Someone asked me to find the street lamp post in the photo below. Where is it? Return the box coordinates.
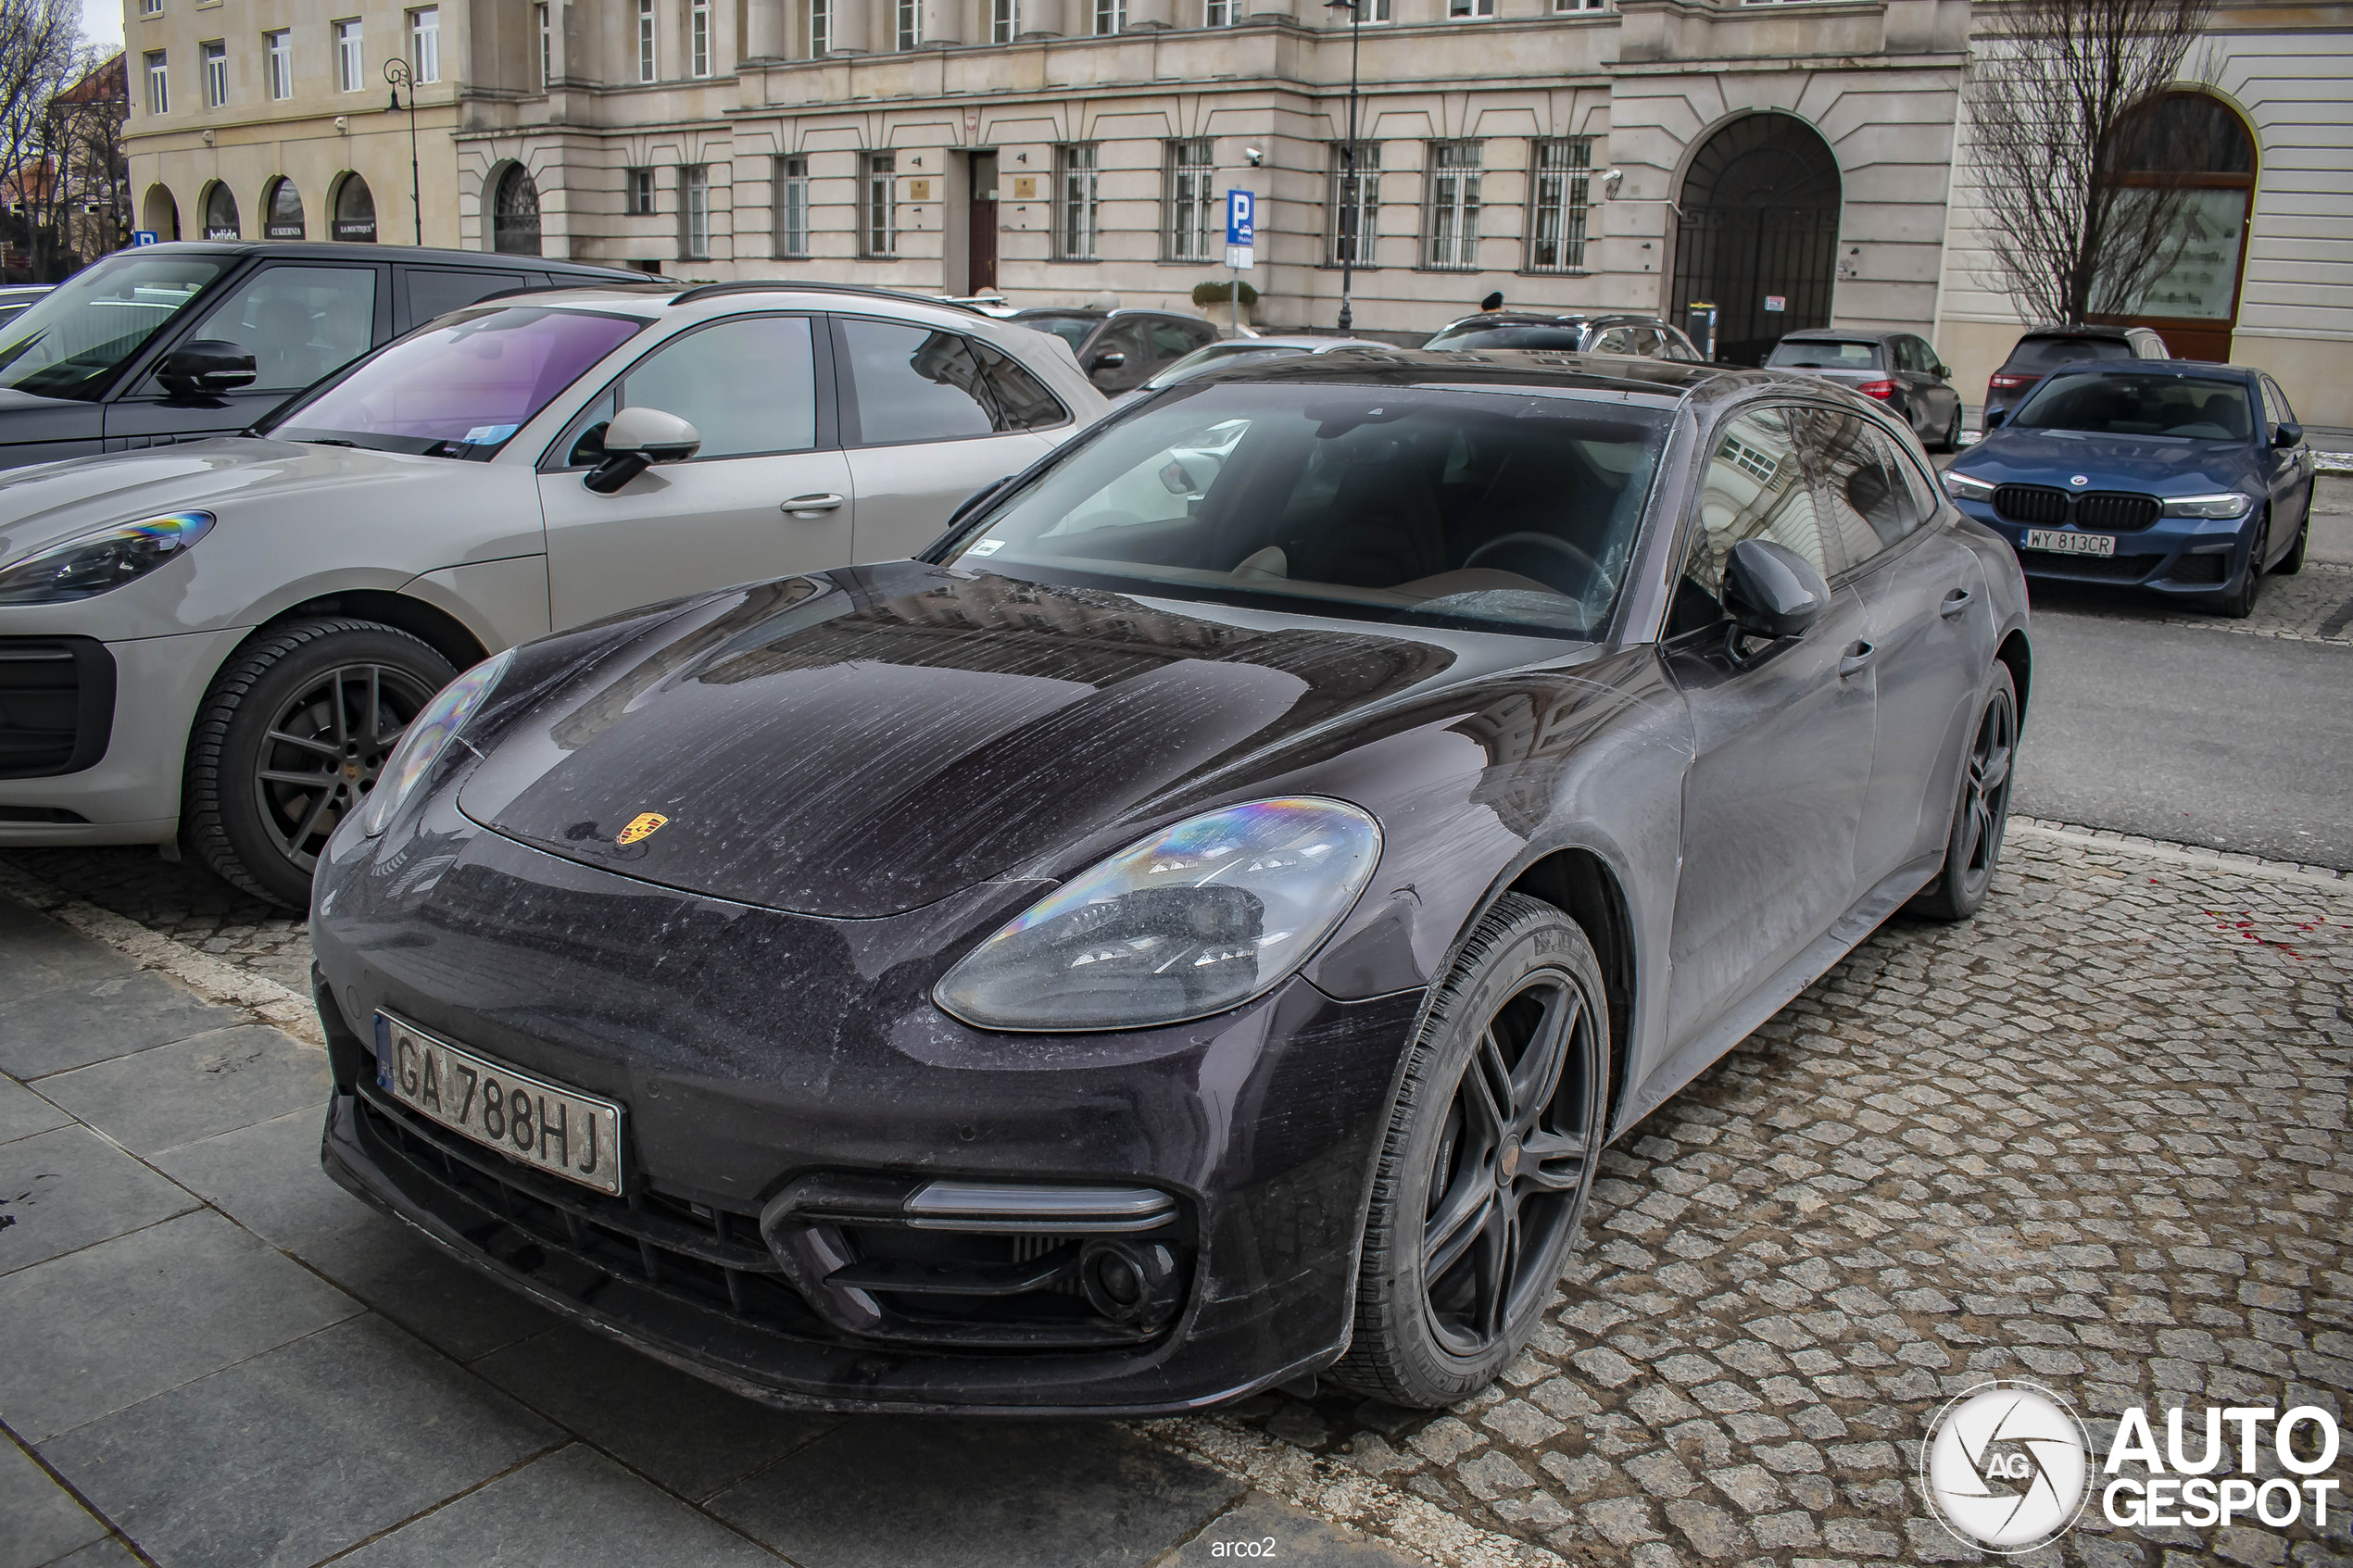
[1324,0,1365,332]
[384,57,422,245]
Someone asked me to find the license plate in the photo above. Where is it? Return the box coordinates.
[373,1014,623,1196]
[2023,528,2116,558]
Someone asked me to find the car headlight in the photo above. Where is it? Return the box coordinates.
[1941,470,1995,501]
[935,797,1382,1033]
[0,510,215,605]
[359,648,513,837]
[2161,493,2254,520]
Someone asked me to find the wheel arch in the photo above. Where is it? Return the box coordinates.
[259,591,491,675]
[1995,627,2032,729]
[1504,847,1639,1142]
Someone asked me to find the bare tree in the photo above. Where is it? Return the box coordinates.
[1962,0,2218,327]
[0,0,82,280]
[35,51,129,276]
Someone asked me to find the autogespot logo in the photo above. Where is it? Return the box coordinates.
[1923,1382,2094,1553]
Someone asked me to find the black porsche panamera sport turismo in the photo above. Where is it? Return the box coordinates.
[310,352,2031,1415]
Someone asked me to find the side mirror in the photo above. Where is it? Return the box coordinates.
[1982,406,2009,431]
[156,340,258,397]
[1722,538,1829,645]
[2274,420,2304,449]
[1933,363,1951,380]
[1089,351,1126,373]
[584,405,700,495]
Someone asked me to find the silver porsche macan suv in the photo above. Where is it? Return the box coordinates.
[0,281,1109,905]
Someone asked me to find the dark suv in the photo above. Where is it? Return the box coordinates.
[1422,311,1705,360]
[1982,324,2171,427]
[0,242,646,470]
[1010,307,1220,395]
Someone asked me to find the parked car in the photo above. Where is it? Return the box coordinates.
[1763,327,1966,451]
[1982,323,2171,428]
[309,350,2027,1416]
[1010,307,1222,395]
[1942,359,2312,618]
[0,284,49,331]
[0,281,1106,904]
[0,242,648,471]
[1109,334,1395,406]
[1423,311,1705,360]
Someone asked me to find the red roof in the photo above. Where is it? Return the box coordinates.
[55,54,127,107]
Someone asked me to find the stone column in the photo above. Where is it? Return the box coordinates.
[746,0,788,58]
[830,0,874,52]
[1124,0,1174,29]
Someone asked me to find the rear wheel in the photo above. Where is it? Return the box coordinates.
[1907,663,2018,922]
[185,620,455,909]
[1936,403,1964,453]
[1330,895,1610,1409]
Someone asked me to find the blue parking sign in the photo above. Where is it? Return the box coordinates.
[1225,190,1254,248]
[132,231,160,246]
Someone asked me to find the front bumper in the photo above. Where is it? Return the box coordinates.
[310,818,1424,1414]
[1955,498,2252,596]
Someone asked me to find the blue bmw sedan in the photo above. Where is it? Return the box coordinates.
[1940,360,2315,617]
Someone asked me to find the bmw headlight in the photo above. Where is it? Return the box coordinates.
[936,797,1382,1033]
[0,510,215,605]
[1941,470,1995,501]
[359,648,513,837]
[2161,492,2254,520]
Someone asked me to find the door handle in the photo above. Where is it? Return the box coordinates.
[780,493,845,517]
[1839,641,1876,679]
[1939,587,1973,618]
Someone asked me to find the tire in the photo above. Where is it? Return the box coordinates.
[184,619,456,909]
[2211,510,2267,620]
[2274,494,2309,575]
[1330,893,1611,1409]
[1906,662,2018,922]
[1936,404,1964,454]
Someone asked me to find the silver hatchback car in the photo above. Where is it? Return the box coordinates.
[0,281,1106,905]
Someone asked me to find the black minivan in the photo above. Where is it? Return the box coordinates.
[0,242,647,470]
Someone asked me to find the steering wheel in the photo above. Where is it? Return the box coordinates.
[1462,532,1601,595]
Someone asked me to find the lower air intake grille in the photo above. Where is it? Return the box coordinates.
[0,637,116,779]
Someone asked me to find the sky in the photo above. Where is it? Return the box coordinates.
[80,0,122,51]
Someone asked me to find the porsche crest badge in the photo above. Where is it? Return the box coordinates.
[616,812,669,847]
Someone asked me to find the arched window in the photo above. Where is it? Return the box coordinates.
[140,183,181,240]
[492,163,543,256]
[262,176,306,240]
[201,182,239,240]
[2093,91,2258,362]
[333,173,377,242]
[1668,111,1843,366]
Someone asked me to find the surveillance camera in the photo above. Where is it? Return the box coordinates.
[1245,147,1265,167]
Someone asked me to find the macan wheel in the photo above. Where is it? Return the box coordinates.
[1332,893,1611,1409]
[184,619,457,909]
[1907,662,2019,922]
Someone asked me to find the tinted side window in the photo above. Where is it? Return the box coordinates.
[1801,408,1927,570]
[621,314,817,459]
[838,317,1063,444]
[1090,319,1150,369]
[405,268,530,326]
[2261,376,2295,430]
[188,264,379,392]
[1148,320,1195,362]
[1671,406,1831,633]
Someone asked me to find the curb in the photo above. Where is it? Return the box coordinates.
[2007,818,2349,889]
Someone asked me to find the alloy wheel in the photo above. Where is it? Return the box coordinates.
[251,662,435,873]
[1957,681,2017,883]
[1420,971,1600,1357]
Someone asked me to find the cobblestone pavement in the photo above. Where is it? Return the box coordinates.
[2028,560,2353,646]
[0,845,310,993]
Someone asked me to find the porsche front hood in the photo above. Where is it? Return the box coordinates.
[457,560,1516,919]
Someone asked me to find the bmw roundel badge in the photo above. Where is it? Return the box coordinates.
[2069,474,2090,486]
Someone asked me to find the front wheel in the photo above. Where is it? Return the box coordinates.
[2274,494,2309,575]
[1906,663,2018,922]
[1330,894,1611,1409]
[2211,510,2269,620]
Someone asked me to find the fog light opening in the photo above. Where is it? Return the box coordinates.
[1079,1239,1180,1326]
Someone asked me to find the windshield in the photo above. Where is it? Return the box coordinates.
[263,305,649,458]
[1024,316,1095,350]
[2004,335,2134,375]
[1425,321,1588,352]
[2011,371,2254,442]
[0,254,230,402]
[1766,339,1881,370]
[945,383,1670,639]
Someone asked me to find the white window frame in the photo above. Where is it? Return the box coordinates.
[535,4,550,85]
[864,150,898,257]
[1553,0,1607,9]
[690,0,711,75]
[993,0,1020,43]
[625,167,656,215]
[1056,143,1100,261]
[637,0,657,82]
[265,30,292,99]
[808,0,829,56]
[200,40,227,108]
[1334,0,1390,19]
[142,0,163,14]
[1525,136,1593,273]
[680,165,711,257]
[1423,141,1481,270]
[1165,138,1214,263]
[1203,0,1236,24]
[897,0,920,49]
[409,7,440,82]
[775,154,810,257]
[333,19,364,92]
[1328,141,1379,267]
[1445,0,1496,17]
[1095,0,1126,32]
[145,50,170,115]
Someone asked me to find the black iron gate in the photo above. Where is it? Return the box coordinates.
[1668,113,1841,366]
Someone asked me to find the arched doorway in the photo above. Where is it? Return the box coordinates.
[2093,92,2256,363]
[332,173,377,242]
[1668,112,1842,366]
[491,164,542,256]
[140,184,180,240]
[200,182,239,240]
[262,176,306,239]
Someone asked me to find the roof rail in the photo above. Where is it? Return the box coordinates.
[667,280,988,315]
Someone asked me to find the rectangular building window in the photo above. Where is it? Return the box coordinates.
[1095,0,1125,31]
[863,150,898,257]
[536,4,550,84]
[1554,0,1607,9]
[1446,0,1495,16]
[637,0,656,82]
[333,19,363,91]
[1334,0,1391,19]
[691,0,711,75]
[265,30,292,98]
[1526,137,1592,272]
[409,7,439,82]
[1164,138,1214,262]
[1204,0,1236,23]
[1424,141,1481,270]
[1056,143,1099,260]
[680,166,711,257]
[142,0,162,14]
[1328,141,1379,267]
[774,155,810,257]
[145,50,169,114]
[993,0,1019,42]
[808,0,829,56]
[201,40,226,107]
[626,168,656,214]
[897,0,920,49]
